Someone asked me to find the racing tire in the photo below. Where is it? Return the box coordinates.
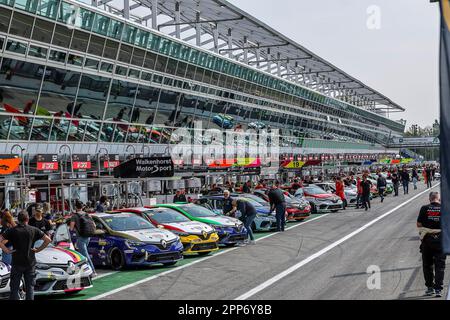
[331,210,339,213]
[310,203,317,214]
[162,261,177,266]
[109,248,126,271]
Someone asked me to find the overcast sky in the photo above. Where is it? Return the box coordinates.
[228,0,440,128]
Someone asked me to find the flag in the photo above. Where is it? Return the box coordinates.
[439,0,450,253]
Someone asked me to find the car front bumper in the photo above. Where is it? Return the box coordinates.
[34,263,93,295]
[180,234,220,254]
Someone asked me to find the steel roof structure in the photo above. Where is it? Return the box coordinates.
[86,0,405,114]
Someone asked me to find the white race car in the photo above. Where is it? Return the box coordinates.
[0,261,26,300]
[34,224,93,295]
[0,262,12,299]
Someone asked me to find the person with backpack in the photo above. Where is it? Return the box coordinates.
[69,201,97,277]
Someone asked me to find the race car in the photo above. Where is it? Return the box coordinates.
[154,204,247,246]
[198,195,278,232]
[295,185,343,213]
[0,262,13,299]
[212,114,234,129]
[253,190,311,221]
[34,224,93,295]
[314,182,358,207]
[85,212,184,270]
[248,121,266,130]
[35,246,93,295]
[116,207,219,255]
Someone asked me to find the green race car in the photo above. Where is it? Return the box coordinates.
[154,204,247,246]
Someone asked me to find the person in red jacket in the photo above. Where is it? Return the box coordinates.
[356,177,363,209]
[335,177,346,210]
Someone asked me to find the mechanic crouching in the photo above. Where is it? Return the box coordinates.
[232,199,257,245]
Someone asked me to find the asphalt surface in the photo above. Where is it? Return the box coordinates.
[93,182,447,300]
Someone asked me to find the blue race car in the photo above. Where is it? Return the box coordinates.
[198,195,278,232]
[212,114,234,129]
[86,212,184,270]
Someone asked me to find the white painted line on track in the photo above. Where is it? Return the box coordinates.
[88,214,329,300]
[93,271,118,280]
[235,184,440,300]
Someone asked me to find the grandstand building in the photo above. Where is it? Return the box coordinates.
[0,0,406,157]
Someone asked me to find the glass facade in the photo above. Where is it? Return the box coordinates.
[0,0,403,148]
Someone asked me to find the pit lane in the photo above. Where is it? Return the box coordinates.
[46,183,447,300]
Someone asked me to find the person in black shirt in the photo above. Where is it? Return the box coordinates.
[377,174,387,203]
[290,179,302,194]
[0,211,51,300]
[173,189,187,203]
[391,172,400,197]
[400,168,410,195]
[233,199,257,244]
[425,167,433,188]
[417,192,445,297]
[223,190,234,216]
[242,181,252,193]
[361,175,372,211]
[268,181,286,231]
[29,205,52,236]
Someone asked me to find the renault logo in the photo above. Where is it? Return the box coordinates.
[202,231,208,238]
[161,239,167,249]
[67,261,76,275]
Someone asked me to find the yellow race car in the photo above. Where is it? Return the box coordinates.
[117,207,219,255]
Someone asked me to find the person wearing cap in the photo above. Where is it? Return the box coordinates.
[29,204,53,236]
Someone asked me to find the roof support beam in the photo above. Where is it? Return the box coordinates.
[151,0,158,29]
[219,42,289,54]
[158,16,244,31]
[248,55,312,64]
[123,0,130,19]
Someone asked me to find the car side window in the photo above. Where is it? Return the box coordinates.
[94,219,106,230]
[214,199,224,210]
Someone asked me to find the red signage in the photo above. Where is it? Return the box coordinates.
[37,162,59,171]
[73,161,92,170]
[36,154,59,172]
[104,160,120,169]
[72,154,92,171]
[101,154,120,169]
